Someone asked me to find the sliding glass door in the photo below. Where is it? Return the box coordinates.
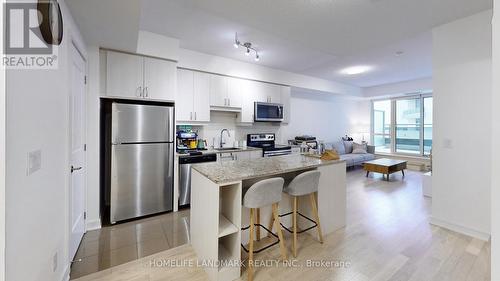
[395,98,421,154]
[371,94,433,156]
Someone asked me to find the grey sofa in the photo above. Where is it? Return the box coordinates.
[327,141,375,168]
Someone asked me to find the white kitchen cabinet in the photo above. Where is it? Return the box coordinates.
[193,72,210,122]
[238,79,258,123]
[280,86,291,124]
[255,82,281,103]
[176,69,194,121]
[209,75,242,108]
[176,69,210,122]
[143,57,176,101]
[106,51,144,98]
[105,50,176,101]
[209,75,228,107]
[227,77,242,108]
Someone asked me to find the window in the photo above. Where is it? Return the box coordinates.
[373,100,391,153]
[371,94,432,156]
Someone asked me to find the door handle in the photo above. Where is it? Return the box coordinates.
[71,166,82,173]
[194,112,197,120]
[137,86,142,97]
[190,112,193,120]
[144,86,149,98]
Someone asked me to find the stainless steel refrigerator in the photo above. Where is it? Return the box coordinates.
[110,102,174,224]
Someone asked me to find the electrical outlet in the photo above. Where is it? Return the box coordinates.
[27,149,42,175]
[52,252,57,272]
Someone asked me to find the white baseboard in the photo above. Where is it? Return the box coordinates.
[430,217,491,241]
[85,219,101,231]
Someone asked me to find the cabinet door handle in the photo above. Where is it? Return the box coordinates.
[71,166,82,173]
[195,112,197,120]
[144,87,149,98]
[190,112,193,120]
[137,86,142,97]
[224,98,227,106]
[228,98,230,106]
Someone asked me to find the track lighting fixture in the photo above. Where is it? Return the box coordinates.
[233,32,260,61]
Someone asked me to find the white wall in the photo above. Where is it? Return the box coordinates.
[491,0,500,279]
[5,1,86,280]
[362,77,432,98]
[431,10,492,240]
[280,88,369,143]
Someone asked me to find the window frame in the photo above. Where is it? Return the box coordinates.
[371,93,432,157]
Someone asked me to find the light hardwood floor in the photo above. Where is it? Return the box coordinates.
[74,168,490,281]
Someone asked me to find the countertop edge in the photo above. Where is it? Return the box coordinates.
[192,157,346,185]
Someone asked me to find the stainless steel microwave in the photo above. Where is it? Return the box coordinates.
[254,102,284,122]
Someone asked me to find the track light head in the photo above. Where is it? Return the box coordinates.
[245,48,250,56]
[255,54,260,61]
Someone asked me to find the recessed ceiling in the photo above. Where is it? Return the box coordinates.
[68,0,492,88]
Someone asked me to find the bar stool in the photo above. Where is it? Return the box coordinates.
[272,170,323,257]
[241,177,287,281]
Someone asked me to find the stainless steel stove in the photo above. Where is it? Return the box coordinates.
[247,133,292,157]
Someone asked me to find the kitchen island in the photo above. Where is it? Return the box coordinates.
[190,154,347,281]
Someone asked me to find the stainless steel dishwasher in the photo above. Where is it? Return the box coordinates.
[178,153,217,208]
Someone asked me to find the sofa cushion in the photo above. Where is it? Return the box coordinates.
[331,141,346,155]
[343,141,353,154]
[352,142,368,154]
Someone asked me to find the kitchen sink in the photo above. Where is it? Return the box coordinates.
[214,147,240,151]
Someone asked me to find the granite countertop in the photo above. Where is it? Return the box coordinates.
[192,154,345,184]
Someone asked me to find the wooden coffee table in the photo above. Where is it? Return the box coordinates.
[363,158,407,181]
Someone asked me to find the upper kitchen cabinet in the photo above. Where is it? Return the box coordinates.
[176,69,210,122]
[193,72,210,122]
[253,82,282,103]
[209,74,242,108]
[105,51,144,98]
[104,50,176,101]
[143,57,176,101]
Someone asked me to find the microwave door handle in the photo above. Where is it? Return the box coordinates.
[278,106,282,118]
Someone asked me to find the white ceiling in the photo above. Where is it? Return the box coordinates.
[68,0,492,88]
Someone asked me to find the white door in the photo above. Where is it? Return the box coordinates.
[69,43,87,261]
[144,57,176,101]
[176,69,194,121]
[193,72,211,122]
[209,74,228,107]
[106,51,144,98]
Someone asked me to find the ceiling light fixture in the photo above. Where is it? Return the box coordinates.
[340,65,373,75]
[234,32,260,61]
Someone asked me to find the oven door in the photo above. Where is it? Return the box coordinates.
[254,102,284,122]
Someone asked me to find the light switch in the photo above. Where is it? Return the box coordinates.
[27,149,41,175]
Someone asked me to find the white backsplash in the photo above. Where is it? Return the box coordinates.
[178,111,284,148]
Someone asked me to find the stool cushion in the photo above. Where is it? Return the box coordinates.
[284,170,321,196]
[243,177,284,209]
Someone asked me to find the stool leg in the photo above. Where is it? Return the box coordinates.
[309,193,323,243]
[272,203,288,260]
[293,196,298,258]
[256,208,261,241]
[267,210,274,238]
[248,208,255,281]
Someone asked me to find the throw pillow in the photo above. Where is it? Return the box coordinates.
[332,141,346,155]
[352,142,368,154]
[343,140,353,154]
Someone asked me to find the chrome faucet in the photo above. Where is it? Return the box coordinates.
[220,129,231,148]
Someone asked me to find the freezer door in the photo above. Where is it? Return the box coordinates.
[112,103,174,143]
[110,143,174,223]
